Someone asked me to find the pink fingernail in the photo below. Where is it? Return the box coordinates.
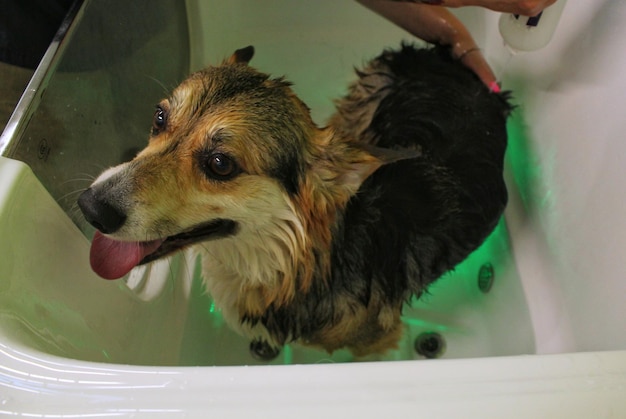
[489,81,501,93]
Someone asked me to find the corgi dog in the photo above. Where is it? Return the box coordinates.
[78,44,511,360]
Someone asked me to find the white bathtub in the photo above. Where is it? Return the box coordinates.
[1,0,625,417]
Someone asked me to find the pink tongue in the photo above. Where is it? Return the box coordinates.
[89,231,164,280]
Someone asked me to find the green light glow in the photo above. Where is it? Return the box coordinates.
[401,316,451,332]
[282,345,293,365]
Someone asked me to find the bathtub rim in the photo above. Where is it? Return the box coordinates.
[1,340,625,418]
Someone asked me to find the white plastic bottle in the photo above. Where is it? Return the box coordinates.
[498,0,568,52]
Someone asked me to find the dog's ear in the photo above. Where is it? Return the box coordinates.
[227,46,255,65]
[341,145,422,193]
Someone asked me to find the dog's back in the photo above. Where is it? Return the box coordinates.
[252,44,512,356]
[335,44,511,290]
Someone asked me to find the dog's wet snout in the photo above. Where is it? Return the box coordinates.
[77,188,127,234]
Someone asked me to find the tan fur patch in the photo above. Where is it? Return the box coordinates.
[304,296,404,356]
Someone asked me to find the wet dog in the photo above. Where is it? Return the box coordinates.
[78,44,511,359]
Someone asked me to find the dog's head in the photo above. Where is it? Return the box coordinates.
[78,46,415,281]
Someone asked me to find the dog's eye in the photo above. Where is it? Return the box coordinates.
[152,106,168,135]
[204,153,239,180]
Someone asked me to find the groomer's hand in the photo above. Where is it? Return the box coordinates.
[395,0,557,16]
[357,0,501,92]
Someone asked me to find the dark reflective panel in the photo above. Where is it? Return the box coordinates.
[1,0,189,236]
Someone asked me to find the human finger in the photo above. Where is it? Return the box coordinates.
[357,1,500,90]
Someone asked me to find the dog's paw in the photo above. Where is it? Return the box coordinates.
[249,339,281,362]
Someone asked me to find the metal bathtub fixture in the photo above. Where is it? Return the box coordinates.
[1,0,625,417]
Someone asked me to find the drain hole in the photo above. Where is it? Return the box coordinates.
[478,262,495,293]
[414,332,446,359]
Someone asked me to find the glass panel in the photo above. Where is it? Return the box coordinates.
[1,0,189,236]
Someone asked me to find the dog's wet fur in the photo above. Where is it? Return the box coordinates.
[78,44,511,358]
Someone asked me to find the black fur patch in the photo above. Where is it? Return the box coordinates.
[334,44,510,296]
[198,65,272,110]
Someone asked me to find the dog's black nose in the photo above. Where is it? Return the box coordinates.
[77,188,126,234]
